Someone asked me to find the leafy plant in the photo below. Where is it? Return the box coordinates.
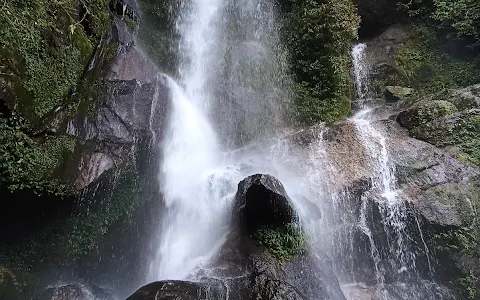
[460,270,478,299]
[281,0,360,125]
[254,223,307,262]
[0,111,76,195]
[395,26,480,93]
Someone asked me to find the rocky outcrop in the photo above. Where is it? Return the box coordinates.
[36,284,116,300]
[363,25,410,86]
[396,84,480,166]
[385,86,414,102]
[126,281,225,300]
[128,174,346,300]
[233,174,297,233]
[66,5,171,189]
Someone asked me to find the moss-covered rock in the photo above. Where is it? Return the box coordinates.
[385,85,414,102]
[397,100,458,129]
[411,109,480,165]
[281,0,360,125]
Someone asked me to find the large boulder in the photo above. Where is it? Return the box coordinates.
[126,281,226,300]
[233,174,297,233]
[385,86,414,102]
[36,284,116,300]
[397,100,458,129]
[396,84,480,166]
[67,15,171,189]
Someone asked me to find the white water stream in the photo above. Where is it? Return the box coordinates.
[147,0,293,282]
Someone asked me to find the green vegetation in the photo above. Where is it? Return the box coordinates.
[432,0,480,42]
[0,0,113,194]
[460,270,478,300]
[435,211,480,299]
[0,0,110,122]
[0,112,76,195]
[64,165,148,257]
[254,223,306,262]
[395,26,480,93]
[412,110,480,165]
[281,0,360,125]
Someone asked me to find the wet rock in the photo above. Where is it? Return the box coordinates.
[364,25,409,84]
[0,268,33,300]
[70,50,170,189]
[233,174,297,233]
[449,84,480,110]
[36,284,115,300]
[126,281,226,300]
[397,100,458,130]
[210,231,346,300]
[385,86,414,102]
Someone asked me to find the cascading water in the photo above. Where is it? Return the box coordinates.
[345,43,438,299]
[147,0,235,281]
[147,0,291,282]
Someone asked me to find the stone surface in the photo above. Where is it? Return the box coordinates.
[385,86,414,102]
[209,232,347,300]
[449,84,480,110]
[68,23,171,189]
[233,174,297,233]
[397,100,458,129]
[126,281,225,300]
[36,284,116,300]
[364,25,409,84]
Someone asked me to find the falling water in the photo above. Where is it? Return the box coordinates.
[147,0,291,282]
[348,43,436,299]
[147,0,234,281]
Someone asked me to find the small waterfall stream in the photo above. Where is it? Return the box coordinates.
[345,43,439,300]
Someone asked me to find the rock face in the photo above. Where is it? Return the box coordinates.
[396,84,480,166]
[233,174,297,233]
[126,281,225,300]
[36,284,116,300]
[66,6,171,189]
[385,86,414,102]
[363,25,409,86]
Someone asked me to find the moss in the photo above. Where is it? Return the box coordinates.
[460,271,478,300]
[0,0,108,122]
[435,222,480,299]
[254,223,306,262]
[398,100,458,129]
[412,110,480,165]
[0,112,76,195]
[395,26,480,94]
[281,0,359,125]
[137,0,180,74]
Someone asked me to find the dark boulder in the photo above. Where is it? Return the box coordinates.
[126,281,226,300]
[36,284,116,300]
[233,174,297,233]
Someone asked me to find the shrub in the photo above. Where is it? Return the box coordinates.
[282,0,360,124]
[254,223,307,262]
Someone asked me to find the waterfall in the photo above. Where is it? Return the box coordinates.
[147,0,290,282]
[147,0,233,280]
[347,43,437,299]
